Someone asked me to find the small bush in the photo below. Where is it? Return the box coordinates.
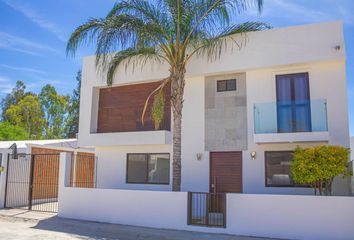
[291,145,350,195]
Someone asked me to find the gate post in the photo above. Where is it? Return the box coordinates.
[28,155,35,210]
[58,152,71,214]
[0,150,10,208]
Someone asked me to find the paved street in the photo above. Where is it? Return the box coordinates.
[0,209,278,240]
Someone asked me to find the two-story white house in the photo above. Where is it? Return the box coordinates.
[77,21,350,196]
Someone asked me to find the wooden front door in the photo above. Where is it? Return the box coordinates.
[210,151,243,193]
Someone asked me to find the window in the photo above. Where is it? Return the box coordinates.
[217,79,236,92]
[276,72,311,133]
[127,153,170,184]
[265,151,305,187]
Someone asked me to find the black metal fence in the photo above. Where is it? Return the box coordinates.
[187,192,226,228]
[5,154,60,213]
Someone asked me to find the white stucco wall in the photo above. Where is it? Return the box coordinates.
[78,21,346,148]
[95,145,171,191]
[77,21,350,194]
[88,60,349,194]
[59,187,354,239]
[226,194,354,240]
[92,76,209,192]
[243,61,350,195]
[58,154,354,240]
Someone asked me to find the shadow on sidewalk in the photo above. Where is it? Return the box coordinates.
[32,216,272,240]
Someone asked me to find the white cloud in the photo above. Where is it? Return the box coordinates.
[266,0,330,22]
[244,0,354,26]
[0,75,10,82]
[4,47,41,56]
[0,64,46,74]
[0,32,61,55]
[0,83,13,94]
[2,0,67,41]
[0,76,13,94]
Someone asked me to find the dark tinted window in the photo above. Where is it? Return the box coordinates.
[217,79,236,92]
[265,151,304,187]
[127,153,170,184]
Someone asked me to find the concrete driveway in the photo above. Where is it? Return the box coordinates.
[0,209,279,240]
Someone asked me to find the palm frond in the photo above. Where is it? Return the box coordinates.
[94,14,161,68]
[106,47,161,86]
[66,18,105,57]
[184,0,264,44]
[141,78,170,125]
[107,0,172,38]
[188,21,270,61]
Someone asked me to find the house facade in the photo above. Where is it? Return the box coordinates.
[77,21,350,195]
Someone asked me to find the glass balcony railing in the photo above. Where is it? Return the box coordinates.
[254,99,328,134]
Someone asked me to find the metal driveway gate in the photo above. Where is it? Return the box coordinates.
[187,192,226,228]
[4,153,60,213]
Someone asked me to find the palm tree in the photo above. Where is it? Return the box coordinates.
[67,0,269,191]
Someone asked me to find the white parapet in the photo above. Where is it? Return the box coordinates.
[78,130,172,148]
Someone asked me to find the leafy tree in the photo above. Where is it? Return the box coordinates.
[5,95,45,139]
[0,122,28,140]
[39,84,70,139]
[64,70,82,138]
[67,0,268,191]
[1,80,26,121]
[291,145,350,196]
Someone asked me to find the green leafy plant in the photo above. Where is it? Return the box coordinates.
[291,145,350,195]
[5,95,45,139]
[151,90,165,130]
[0,122,28,140]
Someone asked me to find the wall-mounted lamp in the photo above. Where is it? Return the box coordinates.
[335,45,341,51]
[250,151,257,160]
[196,153,203,161]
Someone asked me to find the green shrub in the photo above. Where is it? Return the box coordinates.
[291,145,350,195]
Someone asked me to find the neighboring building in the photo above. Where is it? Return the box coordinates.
[0,138,95,211]
[78,21,350,195]
[0,139,78,154]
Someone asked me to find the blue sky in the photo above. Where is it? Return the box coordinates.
[0,0,353,134]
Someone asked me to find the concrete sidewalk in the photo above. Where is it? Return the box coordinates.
[0,209,279,240]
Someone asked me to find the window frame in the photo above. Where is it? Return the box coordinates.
[217,79,237,92]
[275,72,312,133]
[265,151,309,188]
[126,153,170,185]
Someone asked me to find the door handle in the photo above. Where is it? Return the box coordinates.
[212,176,217,193]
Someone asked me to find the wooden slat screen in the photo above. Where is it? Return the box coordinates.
[97,81,171,133]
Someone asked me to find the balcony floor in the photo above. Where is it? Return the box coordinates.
[253,131,329,144]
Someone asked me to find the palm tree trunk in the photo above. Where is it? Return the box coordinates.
[171,68,186,192]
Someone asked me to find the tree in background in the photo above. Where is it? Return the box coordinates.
[1,80,27,121]
[0,122,28,140]
[5,95,45,139]
[64,70,81,138]
[39,84,70,139]
[291,145,350,196]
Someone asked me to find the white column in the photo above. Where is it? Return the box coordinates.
[72,153,77,187]
[58,152,71,213]
[0,150,11,208]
